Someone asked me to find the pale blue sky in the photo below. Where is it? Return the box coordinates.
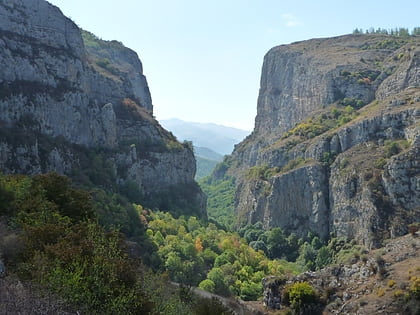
[47,0,420,130]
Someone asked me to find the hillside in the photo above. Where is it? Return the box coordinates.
[194,146,223,179]
[251,230,420,314]
[216,33,420,248]
[0,0,205,218]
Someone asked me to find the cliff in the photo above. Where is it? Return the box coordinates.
[225,34,420,247]
[0,0,206,217]
[262,232,420,314]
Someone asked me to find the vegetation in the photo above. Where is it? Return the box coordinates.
[95,57,120,75]
[384,139,410,158]
[145,211,302,300]
[408,222,420,236]
[237,222,367,271]
[2,172,365,310]
[0,173,151,313]
[284,282,319,314]
[244,158,311,182]
[352,27,420,37]
[195,156,219,180]
[0,173,233,314]
[198,176,236,230]
[283,105,359,141]
[339,69,380,85]
[246,164,279,180]
[82,30,125,51]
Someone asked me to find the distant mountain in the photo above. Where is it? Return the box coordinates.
[195,156,219,180]
[193,147,224,180]
[160,119,250,155]
[194,146,223,161]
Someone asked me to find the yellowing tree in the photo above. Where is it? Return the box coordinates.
[195,237,204,252]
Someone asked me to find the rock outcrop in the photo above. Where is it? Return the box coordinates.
[0,0,206,217]
[262,232,420,314]
[225,34,420,247]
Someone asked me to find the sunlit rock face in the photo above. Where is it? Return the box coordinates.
[227,34,420,246]
[0,0,206,217]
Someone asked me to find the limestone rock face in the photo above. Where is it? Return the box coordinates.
[236,163,330,239]
[227,34,420,246]
[0,0,206,217]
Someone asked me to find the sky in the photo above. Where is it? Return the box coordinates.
[47,0,420,131]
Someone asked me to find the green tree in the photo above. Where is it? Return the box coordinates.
[315,246,332,270]
[266,228,288,259]
[286,233,301,261]
[297,242,317,270]
[199,279,215,293]
[207,268,230,296]
[413,27,420,36]
[239,281,262,301]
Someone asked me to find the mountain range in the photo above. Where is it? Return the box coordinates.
[160,118,250,156]
[161,118,250,178]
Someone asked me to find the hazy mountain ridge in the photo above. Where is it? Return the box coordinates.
[161,118,250,155]
[194,147,223,180]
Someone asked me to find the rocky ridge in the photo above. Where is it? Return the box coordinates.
[261,232,420,314]
[0,0,206,216]
[224,34,420,247]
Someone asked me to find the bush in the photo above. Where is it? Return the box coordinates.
[385,141,401,157]
[408,223,420,236]
[377,288,385,297]
[240,281,262,301]
[284,282,318,313]
[410,276,420,299]
[338,98,365,109]
[198,279,215,293]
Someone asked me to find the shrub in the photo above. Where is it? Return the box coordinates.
[375,254,385,267]
[239,281,262,301]
[198,279,215,293]
[338,98,365,109]
[246,165,277,180]
[410,276,420,299]
[394,289,404,298]
[374,158,387,169]
[359,299,368,306]
[377,288,385,297]
[408,223,420,236]
[284,282,318,313]
[385,141,401,157]
[388,280,396,288]
[361,254,369,263]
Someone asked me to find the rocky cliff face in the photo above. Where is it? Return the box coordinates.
[0,0,206,217]
[262,232,420,314]
[227,34,420,247]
